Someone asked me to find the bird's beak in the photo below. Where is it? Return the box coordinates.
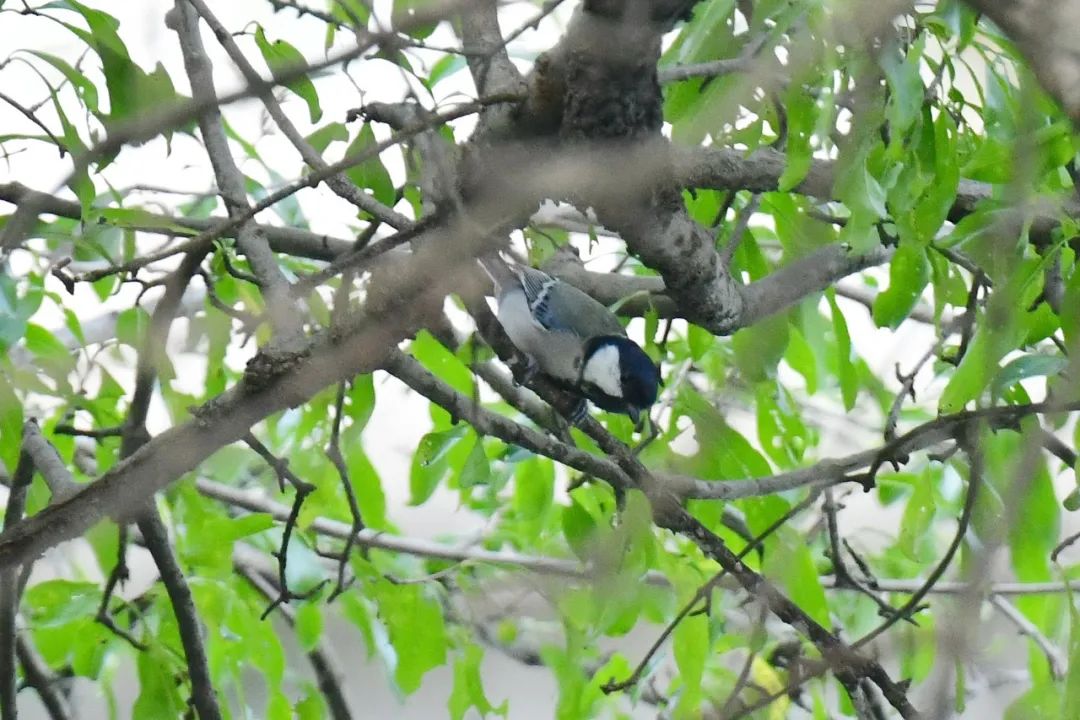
[627,406,641,426]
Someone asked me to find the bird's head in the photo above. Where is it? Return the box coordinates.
[578,336,661,424]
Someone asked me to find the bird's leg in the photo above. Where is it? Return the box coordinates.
[633,415,659,455]
[565,398,589,426]
[511,355,539,387]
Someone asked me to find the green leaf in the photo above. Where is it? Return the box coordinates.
[562,494,603,562]
[898,470,936,562]
[305,122,348,154]
[133,647,185,718]
[25,50,100,113]
[514,456,554,525]
[345,443,388,530]
[0,374,22,473]
[25,580,100,627]
[57,1,139,121]
[777,88,817,191]
[1063,580,1080,716]
[344,124,396,209]
[732,313,788,383]
[991,354,1067,399]
[23,323,76,375]
[294,602,323,652]
[456,437,490,488]
[827,292,857,410]
[785,324,818,394]
[410,425,467,505]
[686,323,713,361]
[375,581,448,694]
[409,330,474,396]
[95,207,192,234]
[115,306,149,347]
[872,242,930,328]
[672,612,708,716]
[429,54,468,86]
[295,687,327,720]
[882,35,925,140]
[449,645,506,720]
[254,26,322,123]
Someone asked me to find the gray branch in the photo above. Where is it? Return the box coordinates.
[185,0,411,230]
[170,0,304,345]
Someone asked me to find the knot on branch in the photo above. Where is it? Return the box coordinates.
[242,347,310,391]
[561,54,663,141]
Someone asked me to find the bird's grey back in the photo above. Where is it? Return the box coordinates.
[517,267,625,339]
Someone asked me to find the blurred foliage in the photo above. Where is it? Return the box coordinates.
[1,0,1080,718]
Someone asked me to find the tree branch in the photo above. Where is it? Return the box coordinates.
[185,0,411,230]
[0,182,354,262]
[170,0,303,345]
[137,512,222,720]
[0,446,33,720]
[13,636,70,720]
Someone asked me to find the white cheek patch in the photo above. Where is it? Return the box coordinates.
[581,345,623,398]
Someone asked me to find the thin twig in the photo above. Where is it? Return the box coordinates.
[52,424,123,439]
[0,90,68,154]
[855,422,984,650]
[14,635,71,720]
[884,341,940,441]
[718,193,760,265]
[823,489,911,624]
[236,559,353,720]
[326,383,366,602]
[989,595,1065,680]
[242,433,319,617]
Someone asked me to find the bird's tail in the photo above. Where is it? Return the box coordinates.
[476,253,515,292]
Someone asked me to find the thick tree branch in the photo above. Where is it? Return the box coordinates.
[738,244,892,327]
[676,146,1080,249]
[18,423,78,501]
[0,155,566,570]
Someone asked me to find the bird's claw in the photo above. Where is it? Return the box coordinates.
[566,399,588,426]
[512,356,539,387]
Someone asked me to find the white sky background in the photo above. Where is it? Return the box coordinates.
[2,1,1072,717]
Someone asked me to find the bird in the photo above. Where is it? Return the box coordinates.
[479,255,661,425]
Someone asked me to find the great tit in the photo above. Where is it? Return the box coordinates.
[480,256,661,424]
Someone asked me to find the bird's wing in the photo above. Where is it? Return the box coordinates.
[511,266,550,302]
[517,267,625,338]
